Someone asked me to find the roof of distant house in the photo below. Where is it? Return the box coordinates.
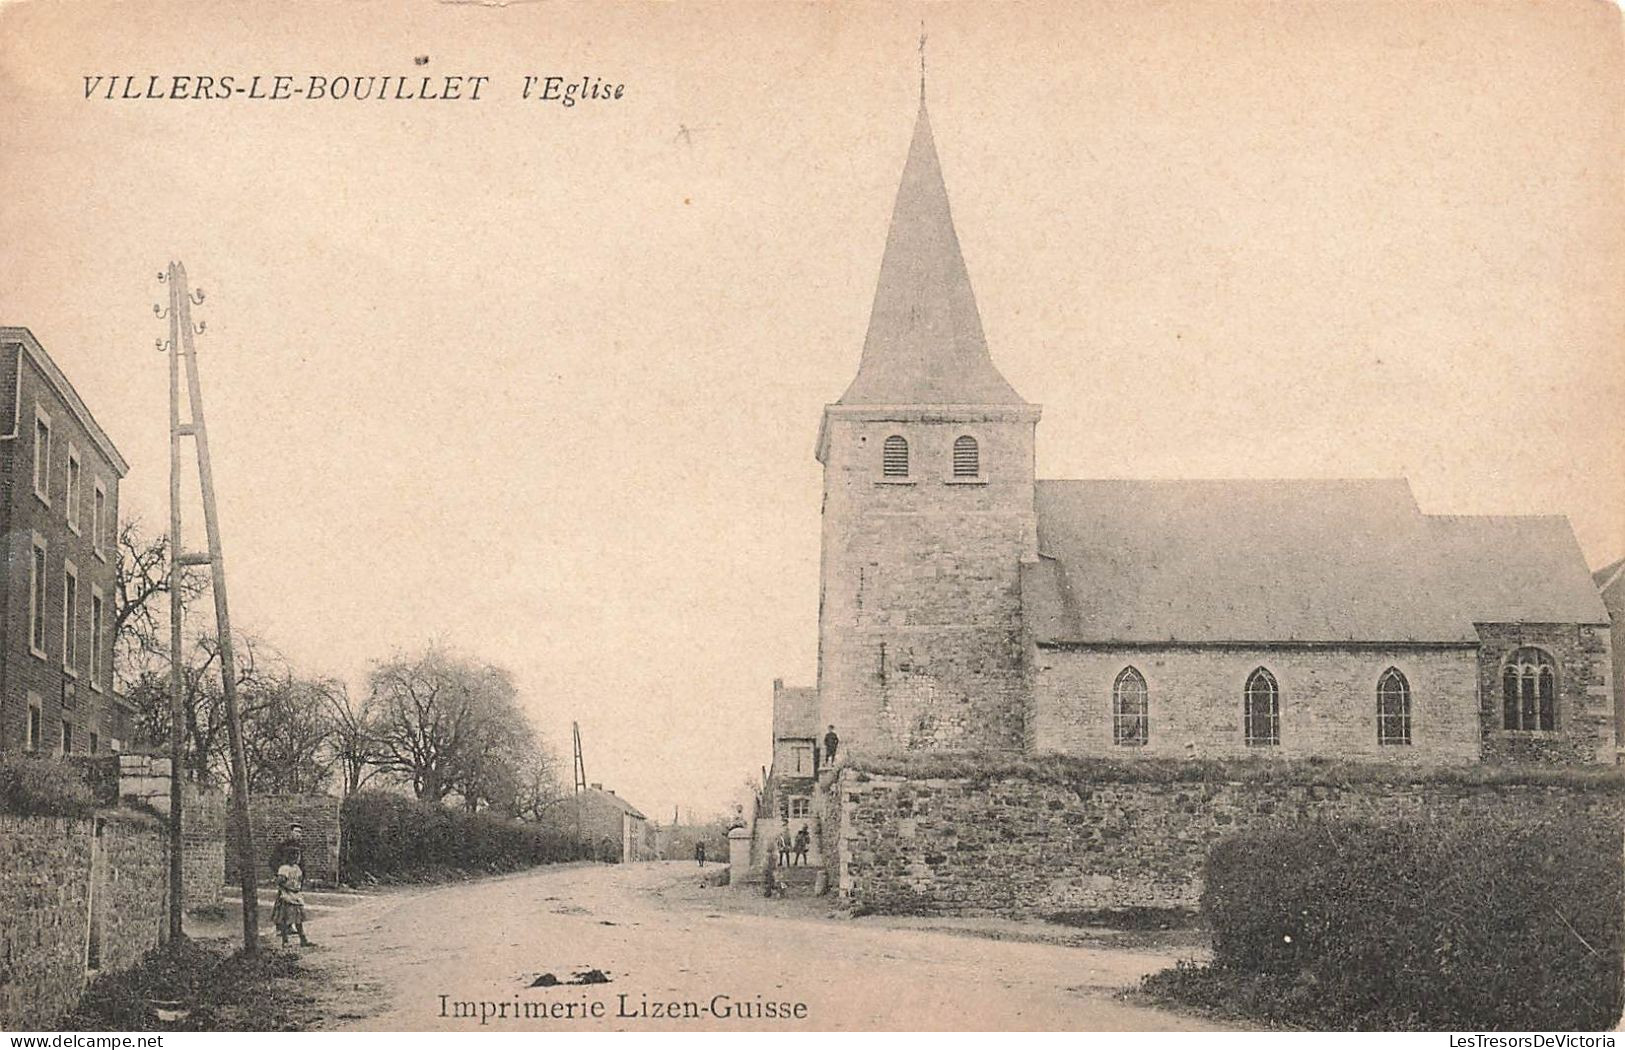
[772,683,818,740]
[1596,556,1625,596]
[1025,478,1608,645]
[580,786,645,821]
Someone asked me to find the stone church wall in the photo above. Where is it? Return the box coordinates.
[1030,644,1482,763]
[1476,623,1614,765]
[818,409,1038,755]
[830,768,1625,916]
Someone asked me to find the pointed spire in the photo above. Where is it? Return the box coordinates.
[838,96,1025,406]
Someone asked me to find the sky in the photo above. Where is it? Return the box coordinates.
[2,0,1622,820]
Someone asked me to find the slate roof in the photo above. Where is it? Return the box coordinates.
[579,786,645,821]
[1026,479,1608,645]
[1596,556,1625,595]
[838,102,1026,407]
[772,684,818,740]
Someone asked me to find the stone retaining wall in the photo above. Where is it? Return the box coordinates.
[0,811,169,1030]
[832,768,1625,916]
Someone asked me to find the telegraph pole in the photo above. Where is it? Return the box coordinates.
[164,270,184,943]
[160,262,259,953]
[572,721,587,847]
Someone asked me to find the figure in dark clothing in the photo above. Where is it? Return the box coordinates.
[793,826,810,867]
[823,725,839,765]
[695,841,706,867]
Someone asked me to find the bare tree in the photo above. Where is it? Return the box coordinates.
[242,673,339,794]
[372,646,503,802]
[122,631,278,784]
[324,682,383,797]
[112,518,206,693]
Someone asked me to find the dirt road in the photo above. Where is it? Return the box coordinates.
[305,861,1218,1032]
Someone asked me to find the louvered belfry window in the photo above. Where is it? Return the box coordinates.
[882,435,909,477]
[953,435,979,478]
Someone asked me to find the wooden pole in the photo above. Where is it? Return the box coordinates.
[165,264,185,944]
[172,262,259,953]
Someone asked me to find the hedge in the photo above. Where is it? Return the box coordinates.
[340,791,589,881]
[1146,813,1624,1030]
[0,754,95,817]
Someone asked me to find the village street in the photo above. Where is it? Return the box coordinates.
[298,861,1222,1032]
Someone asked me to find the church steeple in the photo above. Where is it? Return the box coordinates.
[838,98,1025,406]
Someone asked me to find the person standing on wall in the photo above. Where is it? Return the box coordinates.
[823,725,839,766]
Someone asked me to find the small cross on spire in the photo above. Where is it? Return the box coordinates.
[918,20,927,103]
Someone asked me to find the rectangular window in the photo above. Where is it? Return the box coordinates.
[61,719,72,756]
[791,743,815,775]
[27,695,42,751]
[788,797,811,819]
[66,445,82,532]
[90,588,105,691]
[33,406,52,503]
[29,534,48,657]
[93,481,108,557]
[63,562,79,674]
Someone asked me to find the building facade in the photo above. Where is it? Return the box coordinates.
[763,97,1613,801]
[0,327,130,757]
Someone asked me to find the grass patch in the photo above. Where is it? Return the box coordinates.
[843,750,1625,791]
[64,937,322,1032]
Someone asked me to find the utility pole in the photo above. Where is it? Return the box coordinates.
[160,261,259,953]
[571,721,587,847]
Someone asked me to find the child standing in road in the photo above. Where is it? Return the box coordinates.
[273,845,314,948]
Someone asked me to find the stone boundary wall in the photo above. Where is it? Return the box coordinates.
[832,769,1625,916]
[226,794,342,885]
[0,812,169,1031]
[85,753,226,909]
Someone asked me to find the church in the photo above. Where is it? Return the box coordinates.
[756,95,1614,877]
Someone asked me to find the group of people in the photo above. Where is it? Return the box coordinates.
[774,823,811,866]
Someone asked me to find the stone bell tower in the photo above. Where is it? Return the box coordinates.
[815,97,1041,756]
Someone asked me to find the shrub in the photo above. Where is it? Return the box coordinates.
[1168,813,1624,1030]
[340,791,588,881]
[0,754,95,817]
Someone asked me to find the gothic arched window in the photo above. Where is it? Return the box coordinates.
[1244,667,1280,746]
[1502,647,1557,731]
[882,435,909,478]
[952,435,980,478]
[1377,667,1412,746]
[1113,667,1148,746]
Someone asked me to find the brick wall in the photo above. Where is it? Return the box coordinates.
[0,811,169,1031]
[225,794,341,885]
[1477,623,1615,764]
[180,786,226,908]
[102,753,226,908]
[831,768,1625,917]
[0,338,122,757]
[817,407,1039,754]
[1031,644,1482,763]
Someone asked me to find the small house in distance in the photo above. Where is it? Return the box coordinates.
[576,783,649,862]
